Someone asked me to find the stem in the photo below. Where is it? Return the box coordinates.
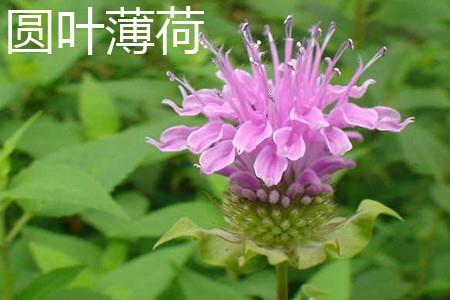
[0,245,13,300]
[5,212,32,245]
[276,262,288,300]
[0,201,13,300]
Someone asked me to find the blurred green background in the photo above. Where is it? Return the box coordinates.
[0,0,449,299]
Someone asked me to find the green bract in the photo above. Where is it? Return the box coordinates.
[154,199,401,272]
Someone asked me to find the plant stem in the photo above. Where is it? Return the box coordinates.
[0,202,13,300]
[0,245,13,300]
[276,262,288,300]
[5,212,32,245]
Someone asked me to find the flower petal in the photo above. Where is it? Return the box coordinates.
[162,99,201,116]
[374,106,414,132]
[273,126,306,160]
[324,79,376,106]
[199,140,235,174]
[233,121,272,154]
[254,144,288,186]
[188,122,235,154]
[328,103,378,129]
[146,125,197,152]
[321,127,352,156]
[230,171,261,190]
[311,157,356,177]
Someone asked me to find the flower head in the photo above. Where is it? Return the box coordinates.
[148,18,413,206]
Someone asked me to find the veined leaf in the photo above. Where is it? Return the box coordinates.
[0,162,127,218]
[42,118,200,192]
[79,73,121,139]
[398,125,449,180]
[96,243,194,300]
[176,267,251,300]
[0,112,41,189]
[16,266,84,300]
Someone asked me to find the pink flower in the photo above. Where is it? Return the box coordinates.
[147,17,413,204]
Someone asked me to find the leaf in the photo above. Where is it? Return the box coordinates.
[16,116,84,158]
[154,217,268,273]
[235,270,275,300]
[176,268,251,300]
[398,125,449,180]
[109,200,223,239]
[79,73,121,139]
[28,242,81,273]
[294,200,402,269]
[431,184,450,214]
[300,260,351,300]
[96,243,194,300]
[392,88,450,111]
[80,192,150,237]
[299,284,329,299]
[39,288,113,300]
[42,119,199,192]
[0,162,127,218]
[16,266,84,300]
[23,227,102,273]
[352,268,411,300]
[0,112,41,189]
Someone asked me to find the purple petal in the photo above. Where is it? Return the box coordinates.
[146,125,197,152]
[324,79,376,106]
[254,144,288,186]
[292,107,329,129]
[273,126,306,160]
[346,131,364,142]
[162,98,201,116]
[374,106,414,132]
[188,122,235,154]
[199,140,235,174]
[311,156,356,177]
[328,103,378,129]
[233,120,272,154]
[203,102,237,120]
[321,126,352,155]
[229,171,261,190]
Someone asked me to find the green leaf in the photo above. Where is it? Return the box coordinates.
[431,184,450,214]
[0,162,127,218]
[0,112,41,189]
[96,243,194,300]
[392,88,450,111]
[15,117,84,158]
[16,266,84,300]
[294,200,402,269]
[23,227,102,273]
[39,288,113,300]
[80,192,150,237]
[79,73,120,139]
[398,125,449,180]
[42,119,198,192]
[299,284,329,299]
[28,242,81,273]
[235,270,275,300]
[352,268,411,300]
[154,217,268,273]
[109,200,223,239]
[176,268,251,300]
[298,260,351,300]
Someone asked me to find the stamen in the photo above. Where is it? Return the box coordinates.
[364,46,387,71]
[333,67,341,76]
[284,15,293,38]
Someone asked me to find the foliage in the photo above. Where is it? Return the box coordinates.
[0,0,449,299]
